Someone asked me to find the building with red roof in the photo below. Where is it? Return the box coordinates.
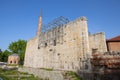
[106,35,120,52]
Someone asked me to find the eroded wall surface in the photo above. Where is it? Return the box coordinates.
[89,32,107,53]
[24,17,107,71]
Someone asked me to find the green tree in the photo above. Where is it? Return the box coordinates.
[8,39,27,65]
[0,49,2,61]
[2,50,11,62]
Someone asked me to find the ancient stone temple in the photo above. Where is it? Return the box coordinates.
[24,14,107,71]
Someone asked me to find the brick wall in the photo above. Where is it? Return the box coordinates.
[107,41,120,52]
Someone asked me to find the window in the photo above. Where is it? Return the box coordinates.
[85,63,88,69]
[38,46,40,49]
[57,53,60,56]
[54,40,56,46]
[49,49,53,51]
[45,43,47,47]
[92,48,98,53]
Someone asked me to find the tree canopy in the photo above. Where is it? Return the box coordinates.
[9,40,26,54]
[2,50,11,62]
[0,49,11,62]
[8,39,27,65]
[0,39,27,65]
[0,49,3,61]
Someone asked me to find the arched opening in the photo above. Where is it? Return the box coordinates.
[10,61,12,64]
[14,61,16,64]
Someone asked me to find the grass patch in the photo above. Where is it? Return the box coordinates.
[65,71,81,80]
[44,68,53,71]
[0,68,40,80]
[18,65,23,68]
[7,64,18,66]
[40,68,53,71]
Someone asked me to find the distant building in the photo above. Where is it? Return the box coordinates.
[106,35,120,52]
[8,54,20,64]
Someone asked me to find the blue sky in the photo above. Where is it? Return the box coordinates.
[0,0,120,51]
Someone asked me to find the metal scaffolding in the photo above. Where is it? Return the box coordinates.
[38,16,69,48]
[41,16,69,32]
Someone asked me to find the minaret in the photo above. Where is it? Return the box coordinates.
[37,11,42,36]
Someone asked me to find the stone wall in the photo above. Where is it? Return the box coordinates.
[24,16,107,72]
[18,67,64,80]
[24,37,39,67]
[89,32,107,53]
